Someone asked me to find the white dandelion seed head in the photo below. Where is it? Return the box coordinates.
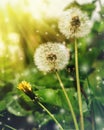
[58,7,92,38]
[34,42,69,73]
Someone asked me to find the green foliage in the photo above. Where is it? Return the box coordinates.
[64,1,96,16]
[0,1,104,129]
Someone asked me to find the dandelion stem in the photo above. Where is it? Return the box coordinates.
[98,0,103,19]
[74,38,84,130]
[38,102,64,130]
[4,124,16,130]
[56,71,79,130]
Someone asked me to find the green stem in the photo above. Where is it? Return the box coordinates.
[74,38,84,130]
[98,0,103,19]
[4,124,16,130]
[38,102,64,130]
[56,71,79,130]
[87,77,95,130]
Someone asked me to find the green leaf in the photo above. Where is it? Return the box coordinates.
[64,1,95,16]
[91,99,104,129]
[36,88,79,113]
[7,98,32,116]
[0,82,13,100]
[0,92,13,112]
[64,1,80,10]
[0,100,7,111]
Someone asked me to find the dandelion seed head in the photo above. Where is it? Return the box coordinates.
[58,7,92,38]
[34,42,69,73]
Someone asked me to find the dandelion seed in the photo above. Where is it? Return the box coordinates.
[17,112,20,115]
[89,48,92,52]
[60,109,65,114]
[45,32,48,35]
[95,117,102,124]
[13,95,18,100]
[54,124,60,130]
[69,76,74,81]
[96,76,101,81]
[7,117,11,121]
[27,115,34,123]
[34,42,69,73]
[80,64,89,73]
[62,120,65,123]
[102,81,104,84]
[20,56,23,60]
[58,7,92,38]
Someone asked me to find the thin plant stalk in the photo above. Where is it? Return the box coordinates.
[87,77,95,130]
[74,38,84,130]
[31,97,64,130]
[56,71,79,130]
[3,124,16,130]
[38,102,64,130]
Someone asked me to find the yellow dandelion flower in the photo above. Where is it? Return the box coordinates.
[18,81,32,93]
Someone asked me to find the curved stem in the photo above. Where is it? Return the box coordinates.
[75,38,84,130]
[4,124,16,130]
[56,71,79,130]
[38,102,64,130]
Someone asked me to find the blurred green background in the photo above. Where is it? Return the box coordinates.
[0,0,104,130]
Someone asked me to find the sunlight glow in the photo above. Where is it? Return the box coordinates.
[8,33,20,43]
[0,41,5,50]
[0,0,71,19]
[0,41,5,56]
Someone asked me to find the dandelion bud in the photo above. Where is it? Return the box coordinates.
[18,81,32,93]
[18,81,38,101]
